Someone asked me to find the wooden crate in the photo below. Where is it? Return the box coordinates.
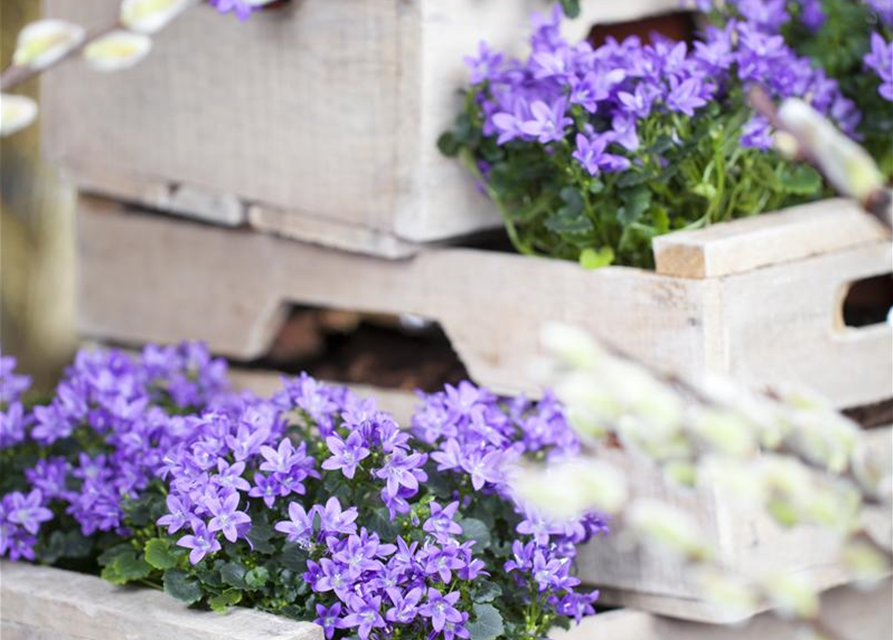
[41,0,677,257]
[2,559,891,638]
[75,195,891,410]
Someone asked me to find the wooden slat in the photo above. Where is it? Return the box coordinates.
[0,562,321,640]
[653,198,890,278]
[76,197,711,399]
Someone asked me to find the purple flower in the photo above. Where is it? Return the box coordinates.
[208,0,258,21]
[0,355,31,404]
[865,33,893,102]
[248,473,284,508]
[418,587,463,633]
[177,521,221,564]
[423,501,463,542]
[741,114,774,150]
[572,133,630,177]
[206,491,250,543]
[157,494,192,534]
[315,603,346,640]
[519,99,573,144]
[465,41,504,84]
[5,490,53,535]
[385,586,423,623]
[375,449,427,498]
[461,448,505,491]
[321,430,370,480]
[274,501,315,545]
[666,76,708,117]
[569,69,626,114]
[317,497,358,536]
[342,594,386,640]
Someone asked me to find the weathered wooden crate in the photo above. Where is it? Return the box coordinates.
[76,195,891,410]
[2,560,891,638]
[41,0,678,257]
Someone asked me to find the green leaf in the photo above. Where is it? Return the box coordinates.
[467,603,505,640]
[164,569,203,605]
[41,530,92,564]
[780,164,822,195]
[101,550,151,585]
[97,542,133,567]
[559,0,581,18]
[691,182,718,200]
[460,518,491,550]
[209,588,242,613]
[144,538,178,570]
[618,187,652,225]
[437,132,461,158]
[245,524,275,554]
[219,561,247,589]
[245,566,269,589]
[473,580,502,604]
[579,246,615,269]
[545,207,593,234]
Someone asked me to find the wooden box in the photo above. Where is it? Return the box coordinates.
[7,562,888,639]
[75,195,891,410]
[41,0,677,257]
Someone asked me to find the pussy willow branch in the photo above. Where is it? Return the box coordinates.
[748,85,892,230]
[0,24,117,92]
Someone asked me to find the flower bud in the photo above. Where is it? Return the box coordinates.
[688,407,756,457]
[13,20,85,70]
[627,499,712,562]
[510,458,627,518]
[841,540,890,587]
[83,31,152,72]
[695,567,759,622]
[0,94,38,137]
[778,98,884,204]
[121,0,194,34]
[760,571,819,619]
[540,322,604,371]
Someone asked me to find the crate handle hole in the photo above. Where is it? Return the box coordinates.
[840,274,893,329]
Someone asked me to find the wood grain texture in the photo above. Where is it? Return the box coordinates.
[76,195,892,408]
[0,562,321,640]
[653,198,890,278]
[76,196,710,399]
[42,0,677,254]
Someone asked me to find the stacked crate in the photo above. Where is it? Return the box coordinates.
[12,0,893,636]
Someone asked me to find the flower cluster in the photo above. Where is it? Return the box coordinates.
[441,3,854,267]
[698,0,893,174]
[208,0,277,21]
[0,346,604,639]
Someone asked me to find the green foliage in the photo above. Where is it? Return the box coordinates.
[467,603,505,640]
[444,92,827,268]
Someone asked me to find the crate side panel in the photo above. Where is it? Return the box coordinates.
[0,562,321,640]
[77,197,710,397]
[720,242,892,407]
[43,0,403,230]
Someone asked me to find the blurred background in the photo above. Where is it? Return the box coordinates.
[1,0,77,390]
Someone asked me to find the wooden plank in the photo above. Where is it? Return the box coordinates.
[1,620,90,640]
[716,242,892,408]
[653,198,890,278]
[76,196,710,399]
[42,0,678,253]
[0,562,321,640]
[555,580,893,640]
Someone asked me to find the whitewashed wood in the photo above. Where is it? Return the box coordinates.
[76,195,892,408]
[42,0,677,255]
[0,562,321,640]
[556,580,893,640]
[653,198,890,278]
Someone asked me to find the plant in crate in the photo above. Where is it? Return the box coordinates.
[441,2,892,268]
[0,344,603,639]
